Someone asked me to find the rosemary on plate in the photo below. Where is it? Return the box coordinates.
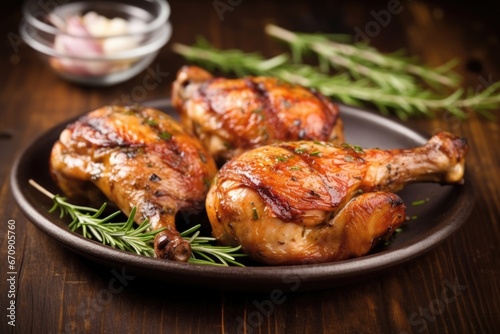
[172,24,499,120]
[29,179,246,266]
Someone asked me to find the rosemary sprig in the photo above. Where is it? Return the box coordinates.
[173,26,499,120]
[29,179,247,266]
[265,24,461,91]
[181,225,247,267]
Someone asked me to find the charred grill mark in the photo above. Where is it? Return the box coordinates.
[228,168,299,220]
[77,115,137,148]
[280,143,341,208]
[149,173,161,182]
[150,133,192,174]
[388,196,404,208]
[199,79,260,148]
[309,89,340,139]
[245,79,287,141]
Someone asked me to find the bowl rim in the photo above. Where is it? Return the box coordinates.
[21,0,170,38]
[20,20,172,60]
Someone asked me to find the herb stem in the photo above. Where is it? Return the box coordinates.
[265,24,460,89]
[30,179,247,266]
[173,26,499,120]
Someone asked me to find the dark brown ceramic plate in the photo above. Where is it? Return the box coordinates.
[10,99,474,292]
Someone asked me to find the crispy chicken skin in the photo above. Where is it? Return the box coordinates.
[50,105,218,261]
[206,131,468,265]
[172,66,344,163]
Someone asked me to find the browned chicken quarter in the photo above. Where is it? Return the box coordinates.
[206,131,468,265]
[50,105,218,261]
[172,66,344,163]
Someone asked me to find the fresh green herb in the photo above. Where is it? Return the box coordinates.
[411,198,430,206]
[275,155,288,162]
[30,179,162,257]
[29,179,246,266]
[265,24,460,92]
[342,143,365,154]
[309,151,322,157]
[353,145,364,154]
[159,131,172,140]
[144,118,158,126]
[251,202,259,221]
[180,225,247,267]
[289,166,302,171]
[173,25,499,120]
[294,147,306,154]
[384,226,404,246]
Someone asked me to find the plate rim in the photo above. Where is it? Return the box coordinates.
[9,99,475,291]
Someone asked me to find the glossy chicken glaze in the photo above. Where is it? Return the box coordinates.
[206,131,468,265]
[50,105,218,261]
[172,66,344,163]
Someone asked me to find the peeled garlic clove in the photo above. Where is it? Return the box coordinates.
[103,36,137,54]
[83,11,110,37]
[107,17,128,35]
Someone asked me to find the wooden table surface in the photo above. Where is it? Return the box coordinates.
[1,1,499,333]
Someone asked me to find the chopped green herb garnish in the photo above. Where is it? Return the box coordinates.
[294,147,306,154]
[342,143,364,154]
[353,145,364,154]
[144,118,158,126]
[159,131,172,140]
[289,166,302,171]
[309,151,322,157]
[411,198,429,206]
[384,226,404,246]
[252,208,259,220]
[275,155,288,162]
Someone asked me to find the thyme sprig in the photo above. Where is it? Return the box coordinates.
[172,25,499,120]
[29,179,247,266]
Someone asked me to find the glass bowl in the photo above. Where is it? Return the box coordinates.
[20,0,171,86]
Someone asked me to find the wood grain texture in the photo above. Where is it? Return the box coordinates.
[1,0,499,333]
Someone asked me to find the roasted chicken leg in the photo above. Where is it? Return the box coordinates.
[206,131,468,265]
[50,105,218,261]
[172,66,344,163]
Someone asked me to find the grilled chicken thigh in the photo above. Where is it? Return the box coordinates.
[172,66,344,163]
[50,105,218,261]
[206,131,468,265]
